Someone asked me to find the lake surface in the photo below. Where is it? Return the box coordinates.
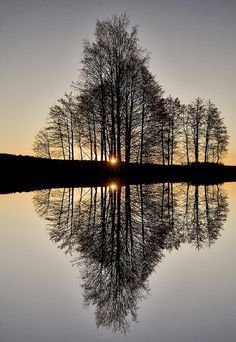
[0,182,236,342]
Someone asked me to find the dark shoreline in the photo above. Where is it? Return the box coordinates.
[1,153,236,194]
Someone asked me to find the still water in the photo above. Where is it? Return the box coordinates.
[0,182,236,342]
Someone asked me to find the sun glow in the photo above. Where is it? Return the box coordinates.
[109,157,118,165]
[109,182,118,191]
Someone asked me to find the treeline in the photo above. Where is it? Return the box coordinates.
[33,14,228,164]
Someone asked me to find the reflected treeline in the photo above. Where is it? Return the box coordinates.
[33,183,228,333]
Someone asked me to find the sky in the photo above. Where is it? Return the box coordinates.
[0,0,235,163]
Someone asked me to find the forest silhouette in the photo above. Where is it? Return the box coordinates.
[33,183,228,333]
[33,14,228,165]
[0,14,234,194]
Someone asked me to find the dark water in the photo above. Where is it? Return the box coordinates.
[0,182,236,341]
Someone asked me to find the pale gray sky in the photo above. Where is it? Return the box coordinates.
[0,0,235,162]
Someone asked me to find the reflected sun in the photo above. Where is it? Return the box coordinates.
[109,182,118,191]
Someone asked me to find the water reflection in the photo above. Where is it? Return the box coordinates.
[33,183,228,333]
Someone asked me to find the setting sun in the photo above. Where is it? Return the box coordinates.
[109,157,118,165]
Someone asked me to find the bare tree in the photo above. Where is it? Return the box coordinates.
[188,97,206,163]
[75,13,163,163]
[214,117,229,163]
[163,96,181,165]
[45,93,80,160]
[33,128,51,159]
[180,104,191,165]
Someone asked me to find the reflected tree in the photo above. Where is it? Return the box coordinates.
[33,182,228,333]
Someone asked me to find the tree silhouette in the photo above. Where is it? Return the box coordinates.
[75,14,163,162]
[33,14,229,164]
[33,128,51,159]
